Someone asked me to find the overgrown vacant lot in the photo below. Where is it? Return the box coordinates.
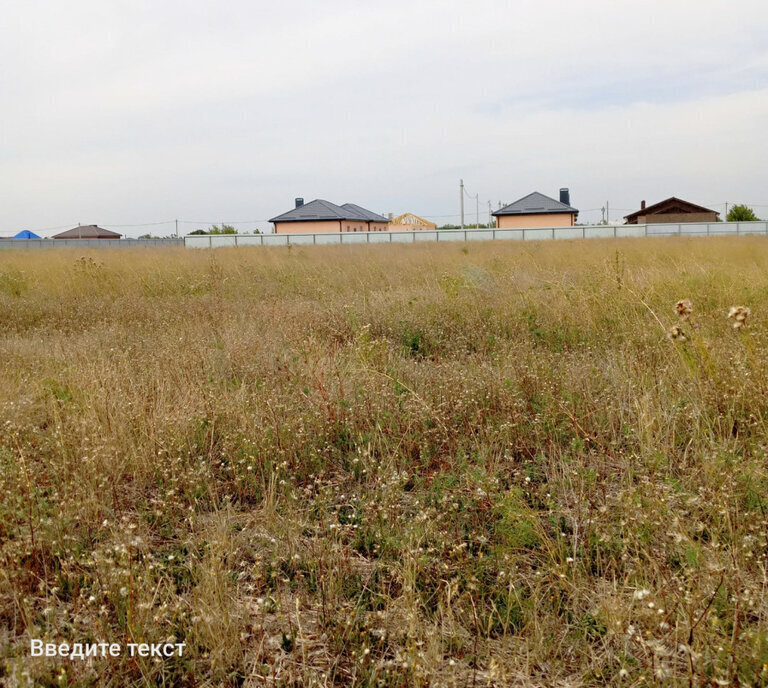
[1,238,768,687]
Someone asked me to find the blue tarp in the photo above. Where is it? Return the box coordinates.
[13,230,41,239]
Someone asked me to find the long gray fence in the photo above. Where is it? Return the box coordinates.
[0,238,183,250]
[184,221,768,248]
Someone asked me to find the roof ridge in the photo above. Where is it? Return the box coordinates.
[624,197,718,219]
[493,191,577,216]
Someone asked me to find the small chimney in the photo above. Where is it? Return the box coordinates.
[388,212,393,221]
[559,188,570,206]
[641,200,646,210]
[295,198,304,208]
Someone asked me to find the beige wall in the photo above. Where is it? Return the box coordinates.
[274,220,390,233]
[341,220,367,233]
[496,213,575,229]
[634,212,718,225]
[274,220,341,234]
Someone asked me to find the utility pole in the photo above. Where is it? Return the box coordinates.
[725,202,728,219]
[476,194,479,229]
[488,200,492,228]
[175,219,178,237]
[460,180,465,229]
[606,201,610,224]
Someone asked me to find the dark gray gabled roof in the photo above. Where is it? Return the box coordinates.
[492,192,577,216]
[340,203,387,223]
[270,199,388,223]
[269,199,351,223]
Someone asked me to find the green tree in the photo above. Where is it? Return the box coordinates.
[208,224,237,234]
[187,229,208,235]
[727,204,759,222]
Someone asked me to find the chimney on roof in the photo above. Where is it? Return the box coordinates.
[641,200,646,210]
[295,198,304,208]
[559,188,570,206]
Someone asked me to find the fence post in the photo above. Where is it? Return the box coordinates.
[736,223,740,235]
[492,229,496,240]
[552,228,555,240]
[613,226,617,238]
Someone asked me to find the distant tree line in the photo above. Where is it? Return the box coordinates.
[187,224,260,236]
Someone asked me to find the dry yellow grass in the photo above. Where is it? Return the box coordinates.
[1,237,767,686]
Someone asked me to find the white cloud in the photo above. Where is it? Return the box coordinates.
[2,0,767,234]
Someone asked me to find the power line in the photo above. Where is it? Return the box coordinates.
[102,221,176,227]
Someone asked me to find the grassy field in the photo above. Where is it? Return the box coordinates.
[1,237,767,687]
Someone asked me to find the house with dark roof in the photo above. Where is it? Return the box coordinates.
[269,199,389,234]
[624,198,719,224]
[53,224,122,239]
[492,189,578,229]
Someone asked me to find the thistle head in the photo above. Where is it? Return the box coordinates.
[727,306,751,329]
[668,325,687,342]
[675,299,693,320]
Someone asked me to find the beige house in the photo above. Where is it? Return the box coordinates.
[624,197,719,224]
[492,189,578,229]
[270,199,389,234]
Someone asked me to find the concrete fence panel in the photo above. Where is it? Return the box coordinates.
[494,229,524,240]
[583,226,616,239]
[552,227,584,240]
[181,221,768,249]
[436,230,466,242]
[739,222,768,235]
[340,233,369,244]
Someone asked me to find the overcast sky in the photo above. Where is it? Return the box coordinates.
[2,0,768,236]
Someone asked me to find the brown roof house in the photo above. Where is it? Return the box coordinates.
[624,198,719,224]
[53,224,122,239]
[492,189,578,229]
[270,199,389,234]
